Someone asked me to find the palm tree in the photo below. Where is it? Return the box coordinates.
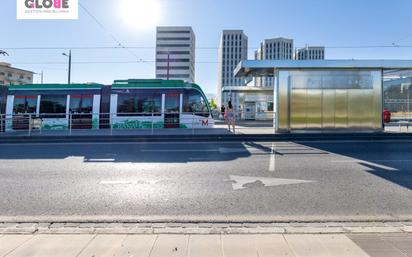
[0,50,9,56]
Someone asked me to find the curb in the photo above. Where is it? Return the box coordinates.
[1,222,412,235]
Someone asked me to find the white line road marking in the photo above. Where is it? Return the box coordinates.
[86,158,115,162]
[269,143,275,172]
[331,159,400,171]
[228,175,315,190]
[332,159,412,163]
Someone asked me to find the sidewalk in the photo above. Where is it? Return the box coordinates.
[1,233,411,257]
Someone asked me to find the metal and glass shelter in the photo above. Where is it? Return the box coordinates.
[235,60,412,133]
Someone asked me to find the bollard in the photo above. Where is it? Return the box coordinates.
[151,112,154,135]
[192,113,195,135]
[28,114,32,136]
[110,113,113,136]
[69,113,72,136]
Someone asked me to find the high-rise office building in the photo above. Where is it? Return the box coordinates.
[255,37,293,87]
[155,26,196,83]
[295,46,325,60]
[217,30,248,108]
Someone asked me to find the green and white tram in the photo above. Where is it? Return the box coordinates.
[0,79,213,132]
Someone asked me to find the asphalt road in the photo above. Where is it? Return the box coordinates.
[0,140,411,222]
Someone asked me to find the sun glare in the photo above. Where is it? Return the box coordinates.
[119,0,161,30]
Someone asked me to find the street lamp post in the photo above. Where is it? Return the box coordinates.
[62,50,72,84]
[33,71,44,84]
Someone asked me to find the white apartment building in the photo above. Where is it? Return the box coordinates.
[295,46,325,60]
[0,62,33,86]
[217,30,248,108]
[155,26,196,83]
[255,37,293,87]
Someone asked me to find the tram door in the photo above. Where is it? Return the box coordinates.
[164,94,180,128]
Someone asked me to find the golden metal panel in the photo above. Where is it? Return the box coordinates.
[348,89,373,129]
[277,72,290,132]
[290,89,307,129]
[306,89,322,129]
[322,90,335,129]
[335,90,348,129]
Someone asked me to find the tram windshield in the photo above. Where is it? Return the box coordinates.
[183,89,210,117]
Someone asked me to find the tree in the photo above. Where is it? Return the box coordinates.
[209,99,217,110]
[0,50,9,56]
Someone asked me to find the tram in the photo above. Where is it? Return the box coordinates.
[0,79,213,132]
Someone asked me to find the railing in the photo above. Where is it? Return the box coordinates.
[0,112,220,136]
[1,111,411,136]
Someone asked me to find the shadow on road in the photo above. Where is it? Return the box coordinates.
[296,141,412,190]
[0,142,251,163]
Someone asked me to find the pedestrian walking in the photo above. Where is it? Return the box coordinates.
[226,100,235,133]
[220,105,226,120]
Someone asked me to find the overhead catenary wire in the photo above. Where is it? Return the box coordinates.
[78,2,145,62]
[2,45,412,51]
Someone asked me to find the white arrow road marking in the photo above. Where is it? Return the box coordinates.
[229,175,315,190]
[269,143,275,172]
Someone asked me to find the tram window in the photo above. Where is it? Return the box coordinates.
[117,94,161,116]
[13,96,37,114]
[183,90,209,117]
[40,95,67,118]
[70,95,93,114]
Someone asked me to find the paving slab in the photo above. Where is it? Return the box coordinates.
[149,235,189,257]
[348,235,406,257]
[284,234,330,257]
[316,234,369,257]
[0,235,33,257]
[254,235,295,257]
[5,235,92,257]
[380,235,412,256]
[77,235,126,257]
[187,235,222,257]
[111,235,157,257]
[222,235,258,257]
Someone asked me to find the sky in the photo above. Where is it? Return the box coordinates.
[1,0,412,94]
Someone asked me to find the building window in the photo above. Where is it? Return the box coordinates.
[40,95,67,118]
[156,58,190,63]
[7,73,12,77]
[117,93,161,116]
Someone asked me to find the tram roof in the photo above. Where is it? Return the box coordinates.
[112,79,203,91]
[9,83,104,90]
